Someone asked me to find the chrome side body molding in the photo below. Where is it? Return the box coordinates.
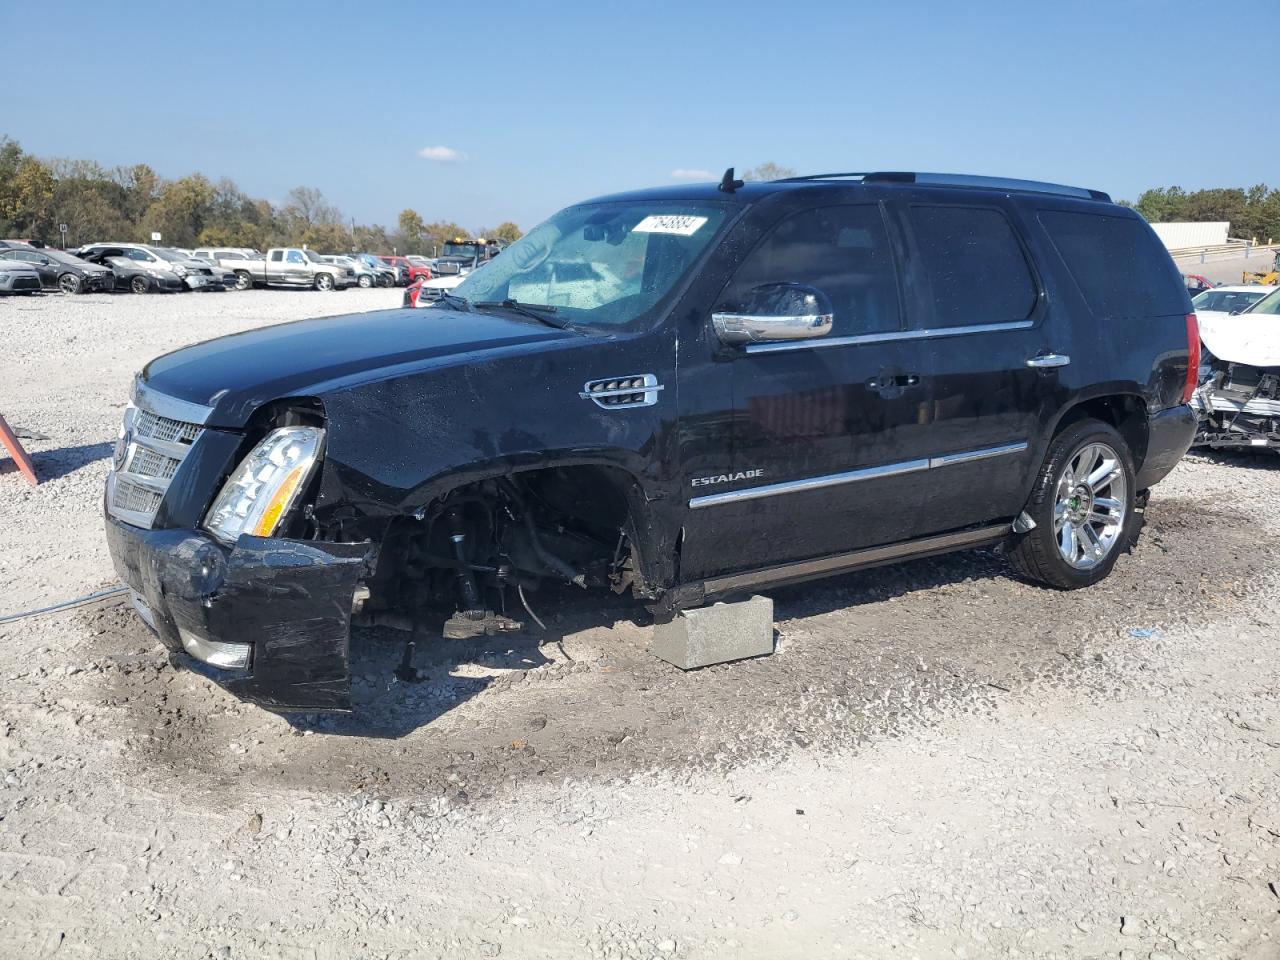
[689,442,1029,509]
[743,320,1035,355]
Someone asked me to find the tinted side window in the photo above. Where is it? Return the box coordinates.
[718,204,901,335]
[907,205,1037,327]
[1038,210,1187,319]
[270,250,283,262]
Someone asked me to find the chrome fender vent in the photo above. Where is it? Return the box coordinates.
[580,374,663,409]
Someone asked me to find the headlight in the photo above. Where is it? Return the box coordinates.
[203,426,324,545]
[0,273,9,282]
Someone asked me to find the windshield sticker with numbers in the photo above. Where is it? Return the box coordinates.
[632,215,709,236]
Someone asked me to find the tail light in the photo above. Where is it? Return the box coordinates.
[1182,313,1201,403]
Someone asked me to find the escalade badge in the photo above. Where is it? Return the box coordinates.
[691,469,763,488]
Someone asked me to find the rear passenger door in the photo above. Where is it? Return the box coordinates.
[899,200,1066,535]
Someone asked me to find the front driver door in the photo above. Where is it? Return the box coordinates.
[678,202,938,580]
[285,249,309,285]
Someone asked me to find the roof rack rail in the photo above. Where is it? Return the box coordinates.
[774,171,1111,203]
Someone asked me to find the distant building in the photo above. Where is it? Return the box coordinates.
[1148,222,1230,251]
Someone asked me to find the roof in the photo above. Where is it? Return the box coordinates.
[582,170,1112,207]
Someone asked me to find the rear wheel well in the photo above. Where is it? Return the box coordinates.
[1054,395,1149,472]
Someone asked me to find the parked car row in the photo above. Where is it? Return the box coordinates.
[1,236,507,296]
[0,241,114,295]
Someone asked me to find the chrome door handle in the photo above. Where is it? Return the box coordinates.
[1026,353,1070,368]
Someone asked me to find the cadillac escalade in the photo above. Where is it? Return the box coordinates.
[104,170,1199,712]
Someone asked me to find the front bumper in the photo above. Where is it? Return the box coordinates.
[0,275,41,293]
[151,275,186,292]
[1136,403,1197,489]
[105,513,369,712]
[183,274,219,291]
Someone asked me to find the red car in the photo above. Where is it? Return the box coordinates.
[1184,274,1215,296]
[378,255,432,285]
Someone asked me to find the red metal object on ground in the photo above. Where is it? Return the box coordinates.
[0,414,38,486]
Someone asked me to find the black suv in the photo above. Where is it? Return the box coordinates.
[103,170,1198,712]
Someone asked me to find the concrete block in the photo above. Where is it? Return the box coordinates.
[651,595,775,670]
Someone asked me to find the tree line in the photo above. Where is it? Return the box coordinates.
[1130,185,1280,243]
[0,135,521,255]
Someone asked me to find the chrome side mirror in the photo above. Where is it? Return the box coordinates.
[712,283,833,345]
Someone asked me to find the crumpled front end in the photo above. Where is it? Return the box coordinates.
[105,518,368,712]
[1193,361,1280,450]
[103,378,371,712]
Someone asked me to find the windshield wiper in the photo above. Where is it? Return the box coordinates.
[474,299,572,331]
[437,291,473,312]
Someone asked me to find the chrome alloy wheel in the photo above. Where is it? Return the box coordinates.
[1054,441,1128,570]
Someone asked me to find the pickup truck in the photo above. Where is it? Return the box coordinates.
[232,247,355,291]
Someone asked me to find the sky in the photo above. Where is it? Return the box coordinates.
[4,0,1263,233]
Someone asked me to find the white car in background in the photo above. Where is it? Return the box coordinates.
[1193,284,1276,324]
[1194,285,1278,360]
[406,272,467,307]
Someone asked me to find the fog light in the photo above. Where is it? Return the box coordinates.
[179,627,252,670]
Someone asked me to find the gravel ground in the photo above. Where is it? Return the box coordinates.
[2,290,1279,959]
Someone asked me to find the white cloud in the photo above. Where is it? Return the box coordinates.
[670,168,714,181]
[418,145,465,162]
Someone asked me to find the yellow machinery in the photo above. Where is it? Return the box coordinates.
[1243,251,1280,285]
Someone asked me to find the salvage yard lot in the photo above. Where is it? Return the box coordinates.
[2,292,1280,958]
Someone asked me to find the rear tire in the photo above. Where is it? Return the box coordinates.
[234,270,252,291]
[129,275,151,295]
[1007,419,1138,589]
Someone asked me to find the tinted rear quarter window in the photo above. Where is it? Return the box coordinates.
[906,205,1038,327]
[1038,210,1186,318]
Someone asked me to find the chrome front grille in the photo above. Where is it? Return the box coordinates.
[127,444,181,480]
[112,479,164,517]
[134,409,202,446]
[105,380,214,529]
